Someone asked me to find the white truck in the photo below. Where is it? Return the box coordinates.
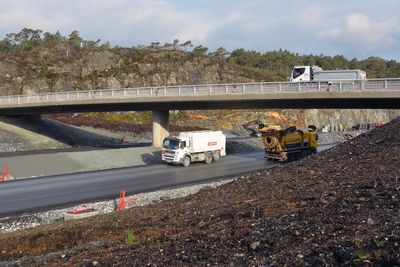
[161,131,226,167]
[290,65,367,82]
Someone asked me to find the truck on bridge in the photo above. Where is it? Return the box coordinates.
[162,131,226,167]
[290,65,367,82]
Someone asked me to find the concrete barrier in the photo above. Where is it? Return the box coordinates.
[63,209,100,221]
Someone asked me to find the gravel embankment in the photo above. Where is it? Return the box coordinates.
[1,118,398,265]
[0,179,233,234]
[0,121,68,152]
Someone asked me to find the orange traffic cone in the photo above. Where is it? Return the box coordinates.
[117,189,127,210]
[0,166,11,182]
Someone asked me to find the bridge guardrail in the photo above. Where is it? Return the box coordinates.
[0,79,399,105]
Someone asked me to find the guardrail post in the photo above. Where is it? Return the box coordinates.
[298,83,301,92]
[164,86,167,96]
[243,84,246,93]
[384,80,388,90]
[56,94,59,101]
[66,92,69,100]
[260,83,263,92]
[77,92,80,99]
[209,86,212,94]
[339,82,342,92]
[100,91,103,98]
[279,83,282,92]
[194,85,196,94]
[150,88,153,96]
[17,96,20,104]
[225,85,228,93]
[318,82,321,92]
[8,97,10,104]
[178,86,181,96]
[37,94,39,102]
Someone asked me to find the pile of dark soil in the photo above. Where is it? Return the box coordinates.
[46,114,206,134]
[0,118,399,266]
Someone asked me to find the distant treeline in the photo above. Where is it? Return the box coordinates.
[0,28,399,81]
[228,49,400,80]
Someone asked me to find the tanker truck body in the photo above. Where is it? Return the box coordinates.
[162,131,226,167]
[290,65,366,82]
[261,126,318,161]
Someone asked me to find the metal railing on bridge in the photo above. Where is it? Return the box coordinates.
[1,79,400,105]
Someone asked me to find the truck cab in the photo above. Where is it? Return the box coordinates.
[290,66,322,82]
[162,136,189,165]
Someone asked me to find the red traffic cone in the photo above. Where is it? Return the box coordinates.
[117,189,127,210]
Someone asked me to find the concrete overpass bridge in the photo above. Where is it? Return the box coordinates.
[0,79,399,146]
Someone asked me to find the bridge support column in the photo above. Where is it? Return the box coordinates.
[152,110,169,147]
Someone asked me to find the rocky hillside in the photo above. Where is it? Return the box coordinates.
[0,48,255,96]
[0,29,399,129]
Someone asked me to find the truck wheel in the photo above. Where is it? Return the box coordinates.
[205,153,213,164]
[182,156,191,167]
[212,151,220,161]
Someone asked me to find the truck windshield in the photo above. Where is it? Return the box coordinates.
[292,67,306,79]
[163,139,180,149]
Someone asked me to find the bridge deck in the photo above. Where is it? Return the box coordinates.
[0,80,399,114]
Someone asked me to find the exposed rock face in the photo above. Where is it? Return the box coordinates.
[173,109,400,132]
[0,47,397,127]
[305,109,400,130]
[0,48,250,95]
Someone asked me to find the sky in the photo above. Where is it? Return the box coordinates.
[0,0,399,60]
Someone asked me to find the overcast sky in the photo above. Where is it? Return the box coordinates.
[0,0,399,60]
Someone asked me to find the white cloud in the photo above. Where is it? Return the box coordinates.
[0,0,73,32]
[0,0,215,45]
[295,6,330,30]
[116,2,214,43]
[316,14,400,50]
[0,1,399,60]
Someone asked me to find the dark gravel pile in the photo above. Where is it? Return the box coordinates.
[46,114,207,135]
[0,118,399,266]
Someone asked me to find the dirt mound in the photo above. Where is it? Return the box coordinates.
[1,118,399,265]
[46,114,207,135]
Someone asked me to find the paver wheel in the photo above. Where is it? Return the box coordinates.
[182,156,191,167]
[205,153,213,164]
[213,151,220,161]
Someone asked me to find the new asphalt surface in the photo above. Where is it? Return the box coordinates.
[0,145,334,216]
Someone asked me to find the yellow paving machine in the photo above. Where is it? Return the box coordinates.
[260,125,318,162]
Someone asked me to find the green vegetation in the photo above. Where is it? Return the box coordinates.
[228,48,400,79]
[352,249,370,263]
[0,28,399,83]
[125,229,135,245]
[82,112,152,124]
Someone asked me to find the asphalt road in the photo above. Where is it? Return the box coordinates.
[0,145,334,216]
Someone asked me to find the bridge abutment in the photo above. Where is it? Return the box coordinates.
[152,110,169,147]
[3,114,42,125]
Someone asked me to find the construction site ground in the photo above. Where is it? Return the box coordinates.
[0,118,262,179]
[0,117,398,265]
